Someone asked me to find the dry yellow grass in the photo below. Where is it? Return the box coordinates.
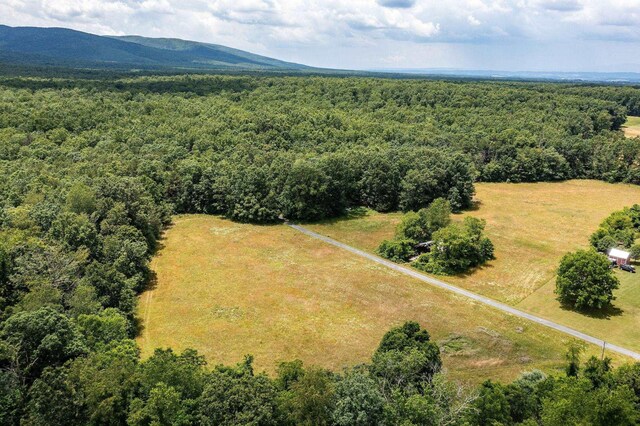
[518,268,640,351]
[623,116,640,138]
[138,214,623,384]
[309,181,640,302]
[307,180,640,353]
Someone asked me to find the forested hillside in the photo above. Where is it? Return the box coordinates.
[1,74,640,424]
[0,25,309,71]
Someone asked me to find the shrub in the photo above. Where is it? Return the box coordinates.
[590,207,640,251]
[415,217,494,275]
[590,231,618,253]
[395,198,452,241]
[380,199,454,263]
[377,239,416,262]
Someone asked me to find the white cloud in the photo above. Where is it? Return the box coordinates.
[0,0,639,70]
[535,0,583,12]
[138,0,174,14]
[467,15,481,25]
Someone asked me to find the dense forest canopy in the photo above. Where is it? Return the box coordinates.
[1,75,640,223]
[1,74,640,424]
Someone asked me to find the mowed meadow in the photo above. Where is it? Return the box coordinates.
[624,115,640,138]
[138,215,620,384]
[307,180,640,352]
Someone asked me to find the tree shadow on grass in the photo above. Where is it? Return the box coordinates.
[150,221,174,256]
[132,316,146,339]
[465,199,483,212]
[133,270,158,337]
[142,270,158,292]
[151,236,167,256]
[558,300,624,320]
[297,206,370,226]
[451,261,496,279]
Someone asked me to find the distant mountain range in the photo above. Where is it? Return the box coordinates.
[371,68,640,83]
[2,24,640,83]
[0,25,310,71]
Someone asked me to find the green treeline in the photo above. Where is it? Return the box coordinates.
[560,85,640,116]
[1,76,640,225]
[1,74,640,424]
[2,317,639,425]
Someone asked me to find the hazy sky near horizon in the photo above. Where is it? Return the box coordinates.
[2,0,640,71]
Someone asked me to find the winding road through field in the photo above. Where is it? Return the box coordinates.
[287,222,640,361]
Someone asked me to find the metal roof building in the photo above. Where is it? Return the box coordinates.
[608,248,631,265]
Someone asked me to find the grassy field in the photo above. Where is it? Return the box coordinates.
[306,180,640,353]
[623,116,640,138]
[138,215,622,384]
[518,268,640,349]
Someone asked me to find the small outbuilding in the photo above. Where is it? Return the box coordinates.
[415,241,434,253]
[608,248,631,266]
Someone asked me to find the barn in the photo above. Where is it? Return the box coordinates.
[608,248,631,266]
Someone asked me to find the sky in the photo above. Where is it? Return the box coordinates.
[2,0,640,72]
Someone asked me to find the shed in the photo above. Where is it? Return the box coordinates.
[415,241,434,253]
[608,248,631,266]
